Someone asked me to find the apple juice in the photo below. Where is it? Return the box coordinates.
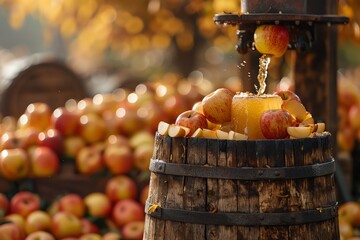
[231,93,282,139]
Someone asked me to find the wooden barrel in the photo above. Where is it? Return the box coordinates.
[0,55,88,118]
[144,133,339,240]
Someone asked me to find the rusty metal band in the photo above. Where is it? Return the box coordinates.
[145,201,338,226]
[149,158,335,180]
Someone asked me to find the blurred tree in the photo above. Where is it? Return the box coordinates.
[0,0,239,76]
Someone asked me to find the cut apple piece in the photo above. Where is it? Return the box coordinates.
[158,121,170,136]
[191,128,203,138]
[228,130,248,140]
[168,125,189,138]
[202,129,217,139]
[301,112,314,125]
[233,131,248,140]
[315,123,326,133]
[216,129,229,140]
[282,99,307,122]
[287,126,312,139]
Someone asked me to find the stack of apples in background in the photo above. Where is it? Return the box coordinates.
[0,79,204,239]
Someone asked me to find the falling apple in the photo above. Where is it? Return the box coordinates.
[254,25,290,57]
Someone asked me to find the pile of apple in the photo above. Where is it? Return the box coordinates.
[0,175,149,239]
[0,80,204,239]
[157,87,326,140]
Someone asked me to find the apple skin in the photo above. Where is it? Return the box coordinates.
[0,148,30,180]
[25,210,51,235]
[58,193,85,218]
[201,88,235,124]
[0,192,9,217]
[133,144,153,171]
[50,212,82,239]
[102,232,123,240]
[140,184,149,206]
[175,110,208,136]
[0,132,26,151]
[260,109,292,139]
[78,113,107,144]
[254,25,289,57]
[338,201,360,226]
[28,146,59,177]
[23,102,52,131]
[10,191,41,218]
[112,199,145,227]
[80,218,99,235]
[51,107,80,137]
[84,192,112,218]
[0,222,25,240]
[37,129,64,155]
[62,135,86,159]
[121,220,145,240]
[75,145,104,175]
[274,90,301,103]
[25,231,55,240]
[349,104,360,130]
[105,175,138,202]
[4,213,26,232]
[103,145,134,175]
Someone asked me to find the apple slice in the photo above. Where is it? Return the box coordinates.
[191,128,203,138]
[282,100,307,122]
[158,121,170,136]
[228,130,248,140]
[301,112,314,125]
[287,126,312,139]
[202,129,217,139]
[315,123,326,133]
[168,125,189,138]
[216,129,229,140]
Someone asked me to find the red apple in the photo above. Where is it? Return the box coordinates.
[121,221,145,240]
[58,193,85,218]
[50,212,82,239]
[79,113,106,144]
[274,90,301,103]
[75,145,104,175]
[10,191,41,218]
[0,148,30,180]
[201,88,235,124]
[14,128,41,149]
[0,132,26,151]
[0,222,25,240]
[105,175,138,202]
[37,129,63,155]
[103,144,134,174]
[84,192,111,218]
[25,210,51,234]
[0,193,9,217]
[80,218,99,235]
[254,25,289,57]
[28,146,59,177]
[25,231,55,240]
[24,102,52,131]
[113,106,145,137]
[260,109,292,139]
[175,110,208,136]
[51,107,80,136]
[112,199,145,227]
